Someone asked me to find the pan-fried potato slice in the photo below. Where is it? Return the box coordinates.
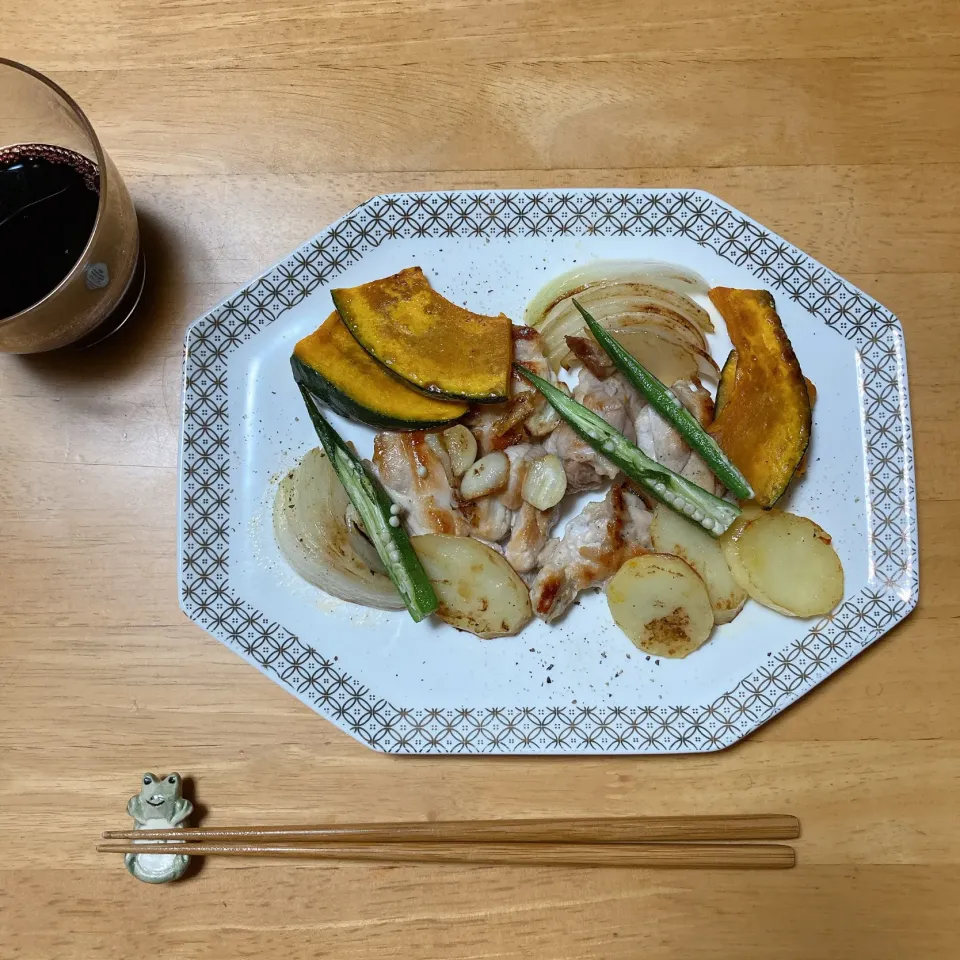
[650,504,747,624]
[721,511,843,617]
[412,534,532,638]
[717,503,765,590]
[606,554,714,658]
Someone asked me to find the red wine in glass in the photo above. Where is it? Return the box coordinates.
[0,144,101,321]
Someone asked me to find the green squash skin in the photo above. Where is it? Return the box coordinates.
[289,354,464,431]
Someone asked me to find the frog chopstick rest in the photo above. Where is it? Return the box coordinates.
[124,772,193,883]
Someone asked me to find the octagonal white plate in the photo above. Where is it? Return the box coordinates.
[178,189,917,754]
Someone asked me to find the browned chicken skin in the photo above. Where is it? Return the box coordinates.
[372,431,470,536]
[529,483,652,621]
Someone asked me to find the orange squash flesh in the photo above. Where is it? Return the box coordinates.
[715,349,739,416]
[707,289,812,507]
[716,350,816,421]
[332,267,513,403]
[293,312,467,430]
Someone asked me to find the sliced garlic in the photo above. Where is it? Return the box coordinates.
[525,382,572,437]
[441,424,478,477]
[521,454,567,511]
[459,451,509,500]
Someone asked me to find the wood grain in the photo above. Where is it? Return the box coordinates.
[95,840,797,869]
[2,1,960,957]
[40,61,960,174]
[102,813,801,843]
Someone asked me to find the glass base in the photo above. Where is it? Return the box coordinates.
[74,244,147,348]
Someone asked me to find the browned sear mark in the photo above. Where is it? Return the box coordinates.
[644,606,691,657]
[536,575,562,615]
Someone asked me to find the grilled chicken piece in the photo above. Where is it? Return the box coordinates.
[544,368,636,491]
[512,324,553,384]
[466,394,536,455]
[674,378,714,427]
[461,497,512,543]
[504,501,557,574]
[674,378,718,493]
[632,403,688,474]
[458,441,557,571]
[530,483,652,621]
[499,444,556,573]
[680,450,715,493]
[467,326,554,454]
[565,334,616,379]
[372,431,470,536]
[499,442,544,510]
[631,376,716,478]
[632,377,717,488]
[458,441,554,556]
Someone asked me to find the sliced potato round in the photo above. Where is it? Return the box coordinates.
[412,534,532,639]
[718,505,764,596]
[606,554,714,658]
[722,511,843,617]
[650,504,747,624]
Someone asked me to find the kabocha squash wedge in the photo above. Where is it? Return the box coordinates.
[291,312,467,430]
[332,267,512,403]
[707,289,811,507]
[714,349,816,478]
[716,349,816,421]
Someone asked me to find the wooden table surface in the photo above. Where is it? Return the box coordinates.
[3,2,959,957]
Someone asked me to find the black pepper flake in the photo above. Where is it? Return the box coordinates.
[546,677,552,684]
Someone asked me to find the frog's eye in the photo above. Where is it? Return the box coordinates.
[143,775,153,785]
[167,774,178,784]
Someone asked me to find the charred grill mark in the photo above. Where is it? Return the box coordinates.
[536,575,562,615]
[408,431,431,490]
[512,324,540,342]
[565,335,616,379]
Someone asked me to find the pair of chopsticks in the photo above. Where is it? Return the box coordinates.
[99,814,799,869]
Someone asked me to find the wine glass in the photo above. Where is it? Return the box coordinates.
[0,58,144,353]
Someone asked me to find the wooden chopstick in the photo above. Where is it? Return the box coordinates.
[97,840,795,869]
[102,814,799,844]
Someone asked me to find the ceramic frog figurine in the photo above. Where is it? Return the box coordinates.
[124,772,193,883]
